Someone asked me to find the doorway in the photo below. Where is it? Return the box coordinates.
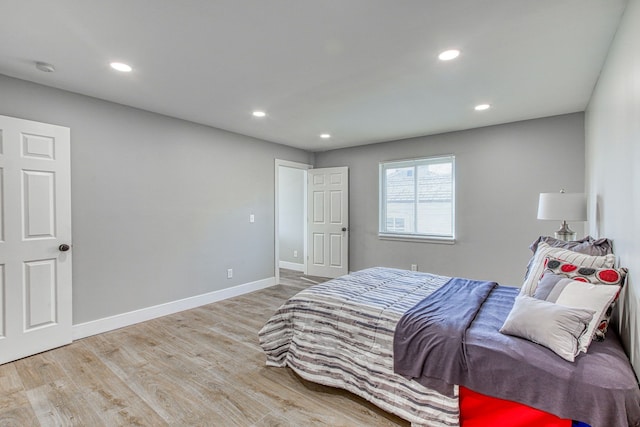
[275,160,311,285]
[275,160,350,284]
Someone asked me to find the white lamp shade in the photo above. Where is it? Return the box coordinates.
[537,192,586,221]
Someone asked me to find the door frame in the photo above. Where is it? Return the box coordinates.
[274,159,311,285]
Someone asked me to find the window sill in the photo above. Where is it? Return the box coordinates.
[378,233,456,244]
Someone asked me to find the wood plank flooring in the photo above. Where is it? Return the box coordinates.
[0,269,408,426]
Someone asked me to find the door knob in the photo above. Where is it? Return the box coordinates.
[342,227,348,232]
[59,244,70,252]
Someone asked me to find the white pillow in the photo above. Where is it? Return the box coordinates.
[520,242,615,296]
[533,278,621,353]
[500,295,595,362]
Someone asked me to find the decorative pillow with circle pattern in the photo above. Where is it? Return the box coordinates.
[541,256,627,341]
[521,242,616,296]
[543,256,627,286]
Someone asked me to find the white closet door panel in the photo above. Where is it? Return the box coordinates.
[24,259,57,329]
[23,170,56,239]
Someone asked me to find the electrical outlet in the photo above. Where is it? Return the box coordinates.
[249,214,255,223]
[227,268,233,279]
[411,264,418,271]
[293,250,298,258]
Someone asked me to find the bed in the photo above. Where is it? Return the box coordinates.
[259,263,640,427]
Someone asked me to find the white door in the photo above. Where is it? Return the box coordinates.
[307,167,348,278]
[0,115,72,365]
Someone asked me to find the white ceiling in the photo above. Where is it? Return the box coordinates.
[0,1,628,151]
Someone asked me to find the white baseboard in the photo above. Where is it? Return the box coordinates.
[279,260,305,272]
[72,276,276,340]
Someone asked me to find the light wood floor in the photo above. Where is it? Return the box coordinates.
[0,269,408,426]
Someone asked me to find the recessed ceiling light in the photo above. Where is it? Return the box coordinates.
[320,134,331,139]
[474,104,491,111]
[252,111,266,117]
[438,49,460,61]
[110,62,132,72]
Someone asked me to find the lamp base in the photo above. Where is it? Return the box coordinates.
[554,221,576,242]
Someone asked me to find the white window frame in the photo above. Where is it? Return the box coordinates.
[379,155,455,243]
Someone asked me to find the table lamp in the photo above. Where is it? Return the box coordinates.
[537,190,586,241]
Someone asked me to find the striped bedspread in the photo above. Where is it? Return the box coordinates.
[258,267,459,427]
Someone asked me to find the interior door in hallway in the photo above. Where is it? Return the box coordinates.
[0,114,72,365]
[307,167,348,278]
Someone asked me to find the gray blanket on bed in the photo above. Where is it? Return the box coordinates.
[393,277,497,397]
[394,278,640,427]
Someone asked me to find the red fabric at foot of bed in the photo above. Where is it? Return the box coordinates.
[459,386,572,427]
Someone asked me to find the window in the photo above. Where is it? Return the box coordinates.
[385,217,405,232]
[379,155,455,241]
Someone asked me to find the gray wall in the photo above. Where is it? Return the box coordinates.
[0,72,589,326]
[315,113,586,286]
[0,74,312,325]
[278,166,305,265]
[585,0,640,377]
